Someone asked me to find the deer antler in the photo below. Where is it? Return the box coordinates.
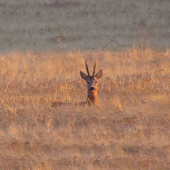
[85,60,90,76]
[93,59,96,76]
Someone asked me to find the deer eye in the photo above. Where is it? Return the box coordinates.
[87,82,89,84]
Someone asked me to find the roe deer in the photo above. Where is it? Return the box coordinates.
[51,60,103,107]
[80,60,103,106]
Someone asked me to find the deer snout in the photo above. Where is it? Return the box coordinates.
[90,87,95,91]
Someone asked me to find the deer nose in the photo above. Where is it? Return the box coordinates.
[90,87,95,91]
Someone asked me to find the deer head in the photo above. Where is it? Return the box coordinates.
[80,60,103,105]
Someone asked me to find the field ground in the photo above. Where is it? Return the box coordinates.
[0,48,170,169]
[0,0,170,53]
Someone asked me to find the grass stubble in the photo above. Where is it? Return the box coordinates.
[0,48,170,169]
[1,0,170,53]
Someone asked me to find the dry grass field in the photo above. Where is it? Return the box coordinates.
[0,48,170,169]
[0,0,170,170]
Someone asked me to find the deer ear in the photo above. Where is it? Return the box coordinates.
[80,71,88,80]
[95,69,103,79]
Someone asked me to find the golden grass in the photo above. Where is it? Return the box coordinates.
[0,48,170,169]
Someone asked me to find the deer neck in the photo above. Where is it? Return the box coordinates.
[87,90,98,106]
